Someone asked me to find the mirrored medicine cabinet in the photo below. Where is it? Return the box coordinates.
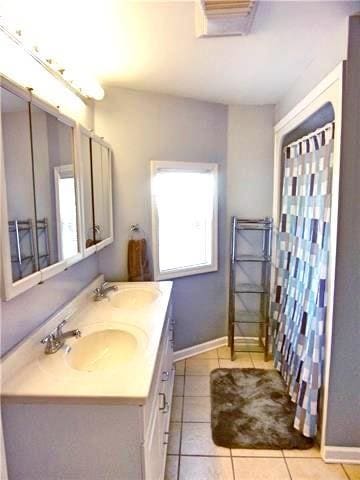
[80,127,113,255]
[1,78,113,300]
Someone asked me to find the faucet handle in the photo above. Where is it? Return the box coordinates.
[57,319,67,335]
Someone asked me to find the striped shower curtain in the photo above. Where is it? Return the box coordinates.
[272,122,335,438]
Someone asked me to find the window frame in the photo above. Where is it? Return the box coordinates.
[150,160,218,281]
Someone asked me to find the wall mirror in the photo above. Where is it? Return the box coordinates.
[1,86,40,287]
[79,129,113,253]
[91,139,112,247]
[1,77,113,300]
[30,103,80,272]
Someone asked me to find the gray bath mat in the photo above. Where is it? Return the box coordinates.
[210,368,314,450]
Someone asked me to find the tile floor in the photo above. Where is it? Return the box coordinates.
[165,346,359,480]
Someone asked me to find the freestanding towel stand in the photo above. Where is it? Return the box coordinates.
[228,217,273,361]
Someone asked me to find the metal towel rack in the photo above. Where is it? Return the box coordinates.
[228,216,273,361]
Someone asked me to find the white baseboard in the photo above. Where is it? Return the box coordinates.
[173,337,227,362]
[322,446,360,464]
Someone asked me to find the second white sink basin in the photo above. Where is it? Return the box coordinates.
[110,287,161,309]
[67,330,138,372]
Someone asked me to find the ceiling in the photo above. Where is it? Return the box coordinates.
[2,1,360,105]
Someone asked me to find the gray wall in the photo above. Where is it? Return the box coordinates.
[94,88,228,350]
[325,15,360,447]
[227,105,274,219]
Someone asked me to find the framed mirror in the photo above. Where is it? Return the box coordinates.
[79,129,113,255]
[1,85,41,297]
[91,138,113,249]
[30,102,80,278]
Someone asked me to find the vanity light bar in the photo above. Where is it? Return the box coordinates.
[0,21,104,101]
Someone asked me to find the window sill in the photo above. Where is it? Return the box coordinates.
[154,264,218,281]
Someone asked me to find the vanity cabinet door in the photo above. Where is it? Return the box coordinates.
[143,312,175,480]
[1,86,41,298]
[30,103,80,278]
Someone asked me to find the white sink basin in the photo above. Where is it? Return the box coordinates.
[110,287,161,309]
[38,322,149,376]
[67,330,138,372]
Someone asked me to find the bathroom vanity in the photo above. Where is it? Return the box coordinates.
[1,277,174,480]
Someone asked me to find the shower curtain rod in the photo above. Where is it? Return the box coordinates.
[283,121,335,151]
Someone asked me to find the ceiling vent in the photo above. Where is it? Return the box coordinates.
[195,0,258,37]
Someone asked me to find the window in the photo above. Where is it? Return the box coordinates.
[151,161,218,280]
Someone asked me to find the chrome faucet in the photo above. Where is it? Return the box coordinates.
[41,319,81,355]
[93,282,118,301]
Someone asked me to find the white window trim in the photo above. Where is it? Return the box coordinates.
[150,160,218,281]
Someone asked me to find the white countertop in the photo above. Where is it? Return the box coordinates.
[1,278,173,405]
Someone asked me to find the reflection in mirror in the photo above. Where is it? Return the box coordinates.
[54,165,78,259]
[1,87,38,282]
[92,140,111,244]
[80,132,96,249]
[30,104,79,267]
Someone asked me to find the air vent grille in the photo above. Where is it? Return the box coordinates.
[196,0,257,37]
[203,1,255,17]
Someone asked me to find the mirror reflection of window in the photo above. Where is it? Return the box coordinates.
[1,87,38,282]
[30,104,79,266]
[54,165,78,260]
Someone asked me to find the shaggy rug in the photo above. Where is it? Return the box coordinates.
[210,368,314,449]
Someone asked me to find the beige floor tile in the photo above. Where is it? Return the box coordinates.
[219,357,253,369]
[179,456,234,480]
[283,445,321,458]
[168,422,181,455]
[233,457,290,480]
[183,396,211,422]
[217,346,231,359]
[343,464,360,480]
[175,360,185,375]
[184,375,210,396]
[173,376,185,396]
[286,458,348,480]
[251,353,276,370]
[189,349,219,360]
[231,448,282,457]
[185,358,219,375]
[170,396,183,422]
[181,422,230,456]
[218,347,255,363]
[165,455,179,480]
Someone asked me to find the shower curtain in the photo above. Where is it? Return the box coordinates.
[272,121,335,438]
